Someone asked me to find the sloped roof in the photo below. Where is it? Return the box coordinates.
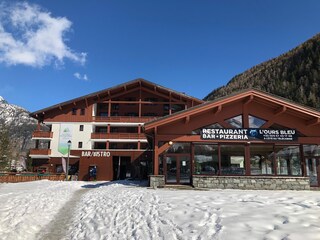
[144,88,320,131]
[30,78,204,118]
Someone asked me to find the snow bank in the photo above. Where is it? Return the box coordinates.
[1,180,320,240]
[0,180,84,240]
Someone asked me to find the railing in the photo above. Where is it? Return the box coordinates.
[0,173,65,183]
[91,133,146,139]
[32,131,53,138]
[92,116,157,123]
[29,149,52,155]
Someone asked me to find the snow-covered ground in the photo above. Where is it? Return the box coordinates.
[0,180,320,240]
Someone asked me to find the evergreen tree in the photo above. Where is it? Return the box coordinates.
[0,123,12,171]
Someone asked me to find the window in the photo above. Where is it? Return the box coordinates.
[80,108,85,115]
[303,145,320,156]
[275,146,301,176]
[248,115,266,128]
[163,104,170,111]
[125,97,136,105]
[220,145,245,175]
[94,142,106,149]
[166,143,190,153]
[143,112,157,117]
[225,115,242,128]
[145,97,158,104]
[125,112,138,117]
[96,127,107,133]
[194,144,218,175]
[72,108,77,115]
[79,125,84,131]
[250,144,274,175]
[56,165,63,173]
[171,104,184,113]
[78,142,83,148]
[111,104,119,110]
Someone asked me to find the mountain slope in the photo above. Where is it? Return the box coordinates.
[204,33,320,109]
[0,97,37,156]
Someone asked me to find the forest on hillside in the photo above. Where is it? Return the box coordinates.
[205,34,320,109]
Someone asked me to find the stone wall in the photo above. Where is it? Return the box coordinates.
[149,175,165,188]
[192,175,310,190]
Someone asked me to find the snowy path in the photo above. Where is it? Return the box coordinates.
[0,180,84,240]
[66,182,188,240]
[1,180,320,240]
[38,188,91,240]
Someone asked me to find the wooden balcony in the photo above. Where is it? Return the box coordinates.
[92,116,157,123]
[32,131,53,138]
[91,133,146,140]
[30,149,52,155]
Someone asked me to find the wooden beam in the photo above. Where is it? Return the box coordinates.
[59,105,62,110]
[306,117,320,126]
[244,95,254,105]
[85,98,88,107]
[213,105,222,114]
[73,101,76,106]
[185,115,190,124]
[274,106,286,116]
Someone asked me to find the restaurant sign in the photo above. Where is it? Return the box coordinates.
[201,128,297,141]
[81,151,111,157]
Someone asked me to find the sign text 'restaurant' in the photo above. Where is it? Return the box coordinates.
[201,128,297,141]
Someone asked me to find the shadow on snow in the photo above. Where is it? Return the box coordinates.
[81,179,148,189]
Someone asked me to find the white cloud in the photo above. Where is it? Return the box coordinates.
[0,2,86,67]
[74,72,89,81]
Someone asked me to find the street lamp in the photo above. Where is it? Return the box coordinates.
[66,140,71,181]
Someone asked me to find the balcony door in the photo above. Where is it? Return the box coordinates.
[164,155,191,185]
[305,158,320,187]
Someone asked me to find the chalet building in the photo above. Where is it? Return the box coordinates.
[29,79,203,181]
[145,89,320,190]
[30,79,320,190]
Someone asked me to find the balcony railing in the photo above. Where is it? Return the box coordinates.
[30,149,52,155]
[92,116,156,123]
[91,133,146,140]
[32,131,53,138]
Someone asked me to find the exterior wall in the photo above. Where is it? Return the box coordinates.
[76,149,151,181]
[50,123,93,157]
[192,176,310,190]
[32,157,79,174]
[79,154,113,181]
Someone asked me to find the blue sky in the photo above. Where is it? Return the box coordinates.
[0,0,320,112]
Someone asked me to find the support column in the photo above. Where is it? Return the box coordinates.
[245,144,251,175]
[139,98,142,117]
[108,100,111,117]
[154,138,159,175]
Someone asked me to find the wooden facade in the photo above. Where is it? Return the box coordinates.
[29,79,203,181]
[144,89,320,188]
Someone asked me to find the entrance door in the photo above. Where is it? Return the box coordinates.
[165,155,191,184]
[113,156,131,180]
[305,158,320,187]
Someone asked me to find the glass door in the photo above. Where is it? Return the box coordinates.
[166,156,177,183]
[165,155,191,184]
[179,156,191,184]
[305,158,320,187]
